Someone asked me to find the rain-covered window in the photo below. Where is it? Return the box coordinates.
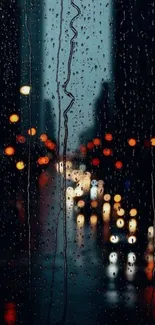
[0,0,155,324]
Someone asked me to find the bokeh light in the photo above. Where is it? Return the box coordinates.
[90,214,98,226]
[103,148,112,156]
[115,161,123,169]
[128,235,137,244]
[77,200,85,208]
[105,133,113,141]
[129,208,137,217]
[114,194,121,203]
[16,135,26,143]
[20,85,31,95]
[40,134,48,142]
[110,235,119,243]
[77,214,85,226]
[37,156,49,165]
[150,138,155,146]
[93,138,101,146]
[79,145,87,154]
[28,128,36,136]
[4,146,15,156]
[45,139,56,150]
[92,158,100,166]
[109,252,118,264]
[113,202,121,210]
[9,114,19,123]
[128,138,136,147]
[148,226,154,239]
[116,218,125,228]
[104,194,111,202]
[129,219,137,233]
[87,142,94,150]
[117,208,125,216]
[103,202,111,222]
[16,161,25,170]
[128,252,136,264]
[91,200,98,208]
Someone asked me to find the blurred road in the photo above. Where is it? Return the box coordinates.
[0,170,155,325]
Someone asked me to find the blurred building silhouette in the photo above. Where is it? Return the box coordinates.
[0,0,20,147]
[113,0,155,244]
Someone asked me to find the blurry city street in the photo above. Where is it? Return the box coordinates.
[0,163,155,325]
[0,0,155,324]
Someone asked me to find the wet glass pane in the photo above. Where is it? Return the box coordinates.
[0,0,155,324]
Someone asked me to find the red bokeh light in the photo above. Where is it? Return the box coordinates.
[79,145,87,154]
[87,142,95,150]
[92,158,100,166]
[16,135,26,143]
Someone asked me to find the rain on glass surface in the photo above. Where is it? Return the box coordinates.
[0,0,155,324]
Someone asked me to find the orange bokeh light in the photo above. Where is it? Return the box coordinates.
[28,128,36,136]
[4,146,15,156]
[91,200,98,208]
[40,134,48,142]
[45,140,56,150]
[9,114,19,123]
[93,138,101,146]
[87,142,95,150]
[37,156,50,165]
[105,133,113,141]
[128,138,136,147]
[151,138,155,146]
[115,161,123,169]
[103,148,112,156]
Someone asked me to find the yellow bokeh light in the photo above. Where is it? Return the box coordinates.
[4,146,15,156]
[28,128,36,136]
[90,215,98,226]
[20,85,31,95]
[77,214,85,226]
[129,218,137,233]
[129,208,137,217]
[102,202,111,222]
[116,218,125,228]
[117,208,125,216]
[114,194,121,203]
[16,161,25,170]
[66,187,74,198]
[9,114,19,123]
